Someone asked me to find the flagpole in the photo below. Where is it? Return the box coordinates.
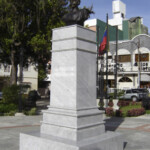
[99,33,104,109]
[105,13,109,100]
[96,22,100,99]
[114,26,118,99]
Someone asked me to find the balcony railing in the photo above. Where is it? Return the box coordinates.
[103,62,150,73]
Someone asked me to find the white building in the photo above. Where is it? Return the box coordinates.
[107,34,150,90]
[84,0,150,90]
[0,64,38,92]
[108,0,126,30]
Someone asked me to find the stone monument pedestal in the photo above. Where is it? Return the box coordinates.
[20,25,123,150]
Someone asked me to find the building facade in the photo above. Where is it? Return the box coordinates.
[107,34,150,89]
[0,64,38,92]
[84,0,149,91]
[84,0,148,42]
[109,0,126,30]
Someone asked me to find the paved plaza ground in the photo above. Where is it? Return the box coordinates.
[0,99,150,150]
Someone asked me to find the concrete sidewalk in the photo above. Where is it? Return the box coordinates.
[104,115,150,150]
[0,114,150,150]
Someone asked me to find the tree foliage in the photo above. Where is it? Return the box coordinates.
[0,0,68,85]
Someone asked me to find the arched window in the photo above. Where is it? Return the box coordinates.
[119,77,132,82]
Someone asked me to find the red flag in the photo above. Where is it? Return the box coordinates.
[99,29,107,55]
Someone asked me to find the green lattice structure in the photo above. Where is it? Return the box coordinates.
[96,17,148,43]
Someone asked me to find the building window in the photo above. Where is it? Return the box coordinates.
[135,53,149,62]
[119,77,132,82]
[4,65,10,72]
[117,55,131,62]
[121,13,124,18]
[23,66,28,71]
[126,90,131,93]
[108,56,112,59]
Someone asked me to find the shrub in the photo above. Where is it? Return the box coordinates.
[24,108,37,116]
[98,101,104,108]
[117,101,130,107]
[0,103,17,113]
[105,107,114,116]
[108,100,114,107]
[127,108,145,117]
[117,90,125,98]
[130,101,140,106]
[108,89,125,99]
[2,84,20,104]
[4,110,16,116]
[119,102,143,117]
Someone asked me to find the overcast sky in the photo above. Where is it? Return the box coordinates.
[80,0,150,31]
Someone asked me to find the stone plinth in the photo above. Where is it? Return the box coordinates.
[20,25,123,150]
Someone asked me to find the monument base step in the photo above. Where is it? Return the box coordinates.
[20,131,123,150]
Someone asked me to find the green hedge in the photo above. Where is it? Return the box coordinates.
[105,101,145,117]
[2,84,20,104]
[0,103,17,114]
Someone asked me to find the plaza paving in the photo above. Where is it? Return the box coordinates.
[0,99,150,150]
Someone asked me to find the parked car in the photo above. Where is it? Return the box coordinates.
[0,92,2,100]
[120,88,149,101]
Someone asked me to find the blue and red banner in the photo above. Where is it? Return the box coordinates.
[99,29,107,55]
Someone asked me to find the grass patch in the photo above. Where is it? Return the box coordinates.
[120,103,142,117]
[146,110,150,114]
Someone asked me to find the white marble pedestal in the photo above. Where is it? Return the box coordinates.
[20,25,123,150]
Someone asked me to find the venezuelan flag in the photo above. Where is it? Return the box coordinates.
[99,29,107,55]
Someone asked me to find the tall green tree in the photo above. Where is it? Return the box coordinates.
[28,0,68,86]
[0,0,31,84]
[0,0,68,85]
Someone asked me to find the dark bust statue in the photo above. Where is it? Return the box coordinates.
[63,0,94,26]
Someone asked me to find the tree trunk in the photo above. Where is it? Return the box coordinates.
[10,50,18,85]
[19,48,24,83]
